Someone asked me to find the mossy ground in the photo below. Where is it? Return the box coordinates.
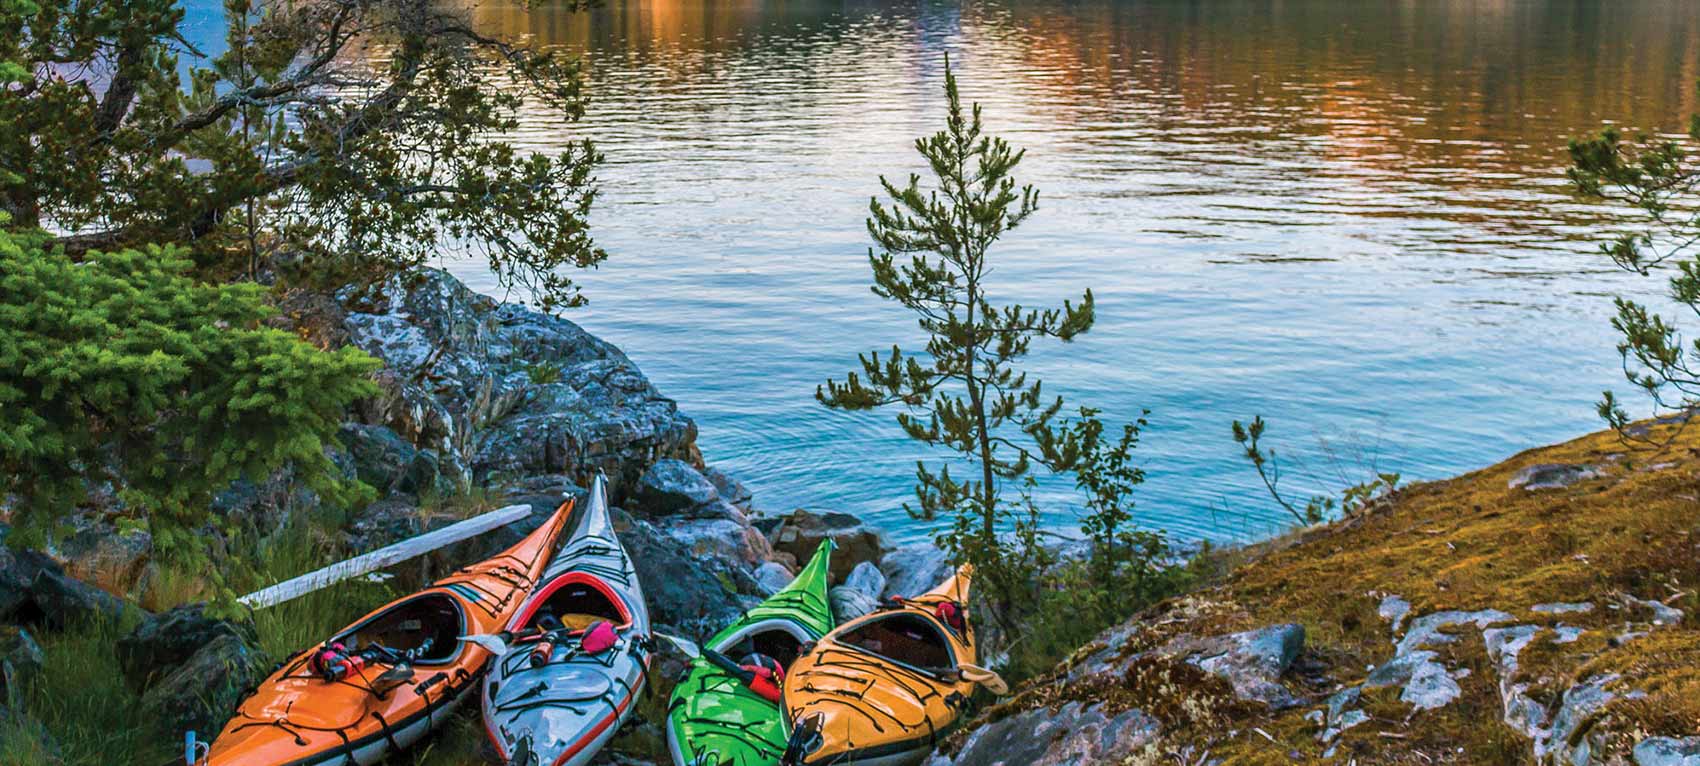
[967,420,1700,764]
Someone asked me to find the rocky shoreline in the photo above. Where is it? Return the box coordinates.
[0,268,948,762]
[4,269,1696,765]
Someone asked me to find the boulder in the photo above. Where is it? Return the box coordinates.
[140,634,272,737]
[1508,463,1601,491]
[0,547,60,623]
[929,700,1161,766]
[614,511,758,640]
[844,561,887,600]
[633,459,718,516]
[660,518,770,566]
[879,544,953,599]
[24,567,126,630]
[703,467,752,508]
[830,585,880,622]
[57,523,152,595]
[338,270,698,490]
[752,562,794,595]
[0,624,44,700]
[337,422,442,495]
[116,604,259,693]
[770,510,888,582]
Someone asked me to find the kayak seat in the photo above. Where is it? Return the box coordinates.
[839,613,953,672]
[556,613,610,632]
[334,592,464,664]
[517,574,629,633]
[722,628,805,669]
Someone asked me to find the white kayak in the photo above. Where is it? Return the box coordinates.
[480,473,652,766]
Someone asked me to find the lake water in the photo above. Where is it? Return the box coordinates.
[436,0,1700,545]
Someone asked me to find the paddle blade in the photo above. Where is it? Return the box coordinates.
[653,631,702,659]
[459,633,511,656]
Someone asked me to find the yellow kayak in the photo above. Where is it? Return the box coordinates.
[779,566,980,766]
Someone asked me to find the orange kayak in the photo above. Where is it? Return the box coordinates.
[196,499,575,766]
[780,566,978,766]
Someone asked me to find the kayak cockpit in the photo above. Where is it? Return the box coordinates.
[514,571,630,632]
[332,591,467,665]
[838,612,955,675]
[713,617,814,668]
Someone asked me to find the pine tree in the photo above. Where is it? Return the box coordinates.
[818,58,1094,600]
[1570,80,1700,441]
[0,226,379,596]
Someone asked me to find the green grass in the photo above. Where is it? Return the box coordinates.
[14,612,171,766]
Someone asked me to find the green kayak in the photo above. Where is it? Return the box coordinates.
[665,540,835,766]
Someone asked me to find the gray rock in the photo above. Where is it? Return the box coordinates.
[24,567,127,630]
[140,633,272,737]
[1396,609,1513,656]
[1379,594,1412,635]
[57,523,152,594]
[1531,602,1594,615]
[830,585,880,622]
[1179,623,1306,708]
[1635,737,1700,766]
[703,466,752,508]
[1621,593,1684,626]
[1508,463,1601,491]
[338,422,440,495]
[1320,686,1369,743]
[660,518,768,566]
[1483,625,1547,738]
[1552,625,1585,644]
[1400,659,1463,711]
[879,544,954,599]
[844,561,887,600]
[339,269,697,490]
[752,562,794,595]
[1542,674,1622,763]
[0,547,64,622]
[770,510,889,582]
[1366,649,1442,689]
[116,604,259,693]
[928,700,1161,766]
[634,459,719,516]
[615,511,758,640]
[0,624,44,700]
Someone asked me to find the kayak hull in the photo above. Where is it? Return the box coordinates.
[483,477,652,766]
[666,541,836,766]
[781,566,977,766]
[201,500,576,766]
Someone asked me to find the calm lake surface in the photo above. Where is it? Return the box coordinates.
[435,0,1700,544]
